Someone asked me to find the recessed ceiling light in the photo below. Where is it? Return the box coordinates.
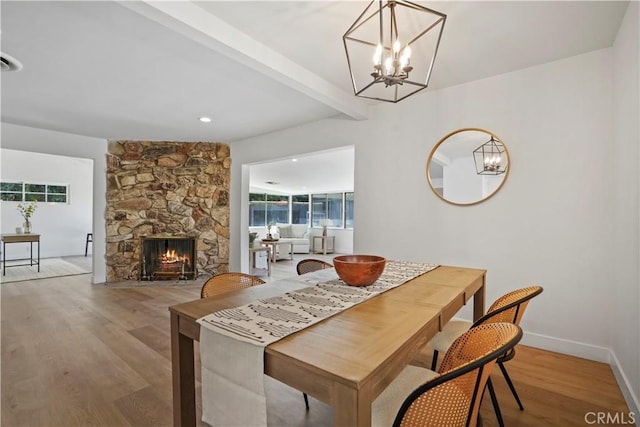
[198,116,212,123]
[292,158,298,162]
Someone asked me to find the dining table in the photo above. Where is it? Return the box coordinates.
[169,264,486,427]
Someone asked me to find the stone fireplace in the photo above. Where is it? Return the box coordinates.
[106,141,230,282]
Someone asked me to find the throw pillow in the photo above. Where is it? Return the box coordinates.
[278,224,292,238]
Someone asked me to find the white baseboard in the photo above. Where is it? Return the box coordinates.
[609,351,640,421]
[520,330,611,362]
[521,330,639,418]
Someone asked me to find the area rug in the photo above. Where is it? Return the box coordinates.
[0,258,91,283]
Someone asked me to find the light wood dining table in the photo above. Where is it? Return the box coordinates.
[169,265,486,427]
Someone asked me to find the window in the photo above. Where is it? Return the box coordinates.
[0,181,69,203]
[291,194,309,225]
[0,182,22,201]
[249,193,267,226]
[24,183,46,202]
[267,194,288,224]
[311,193,343,228]
[250,192,353,229]
[345,192,354,229]
[47,185,68,203]
[249,193,289,226]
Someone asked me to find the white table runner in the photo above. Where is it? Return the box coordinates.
[198,261,438,426]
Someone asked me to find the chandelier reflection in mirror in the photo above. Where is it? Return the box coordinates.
[473,136,507,175]
[343,0,446,103]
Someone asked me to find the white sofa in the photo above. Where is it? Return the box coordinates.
[249,224,310,256]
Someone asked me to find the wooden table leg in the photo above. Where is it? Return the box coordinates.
[473,275,486,321]
[171,312,196,427]
[333,382,371,427]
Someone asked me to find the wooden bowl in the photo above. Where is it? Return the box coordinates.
[333,255,386,287]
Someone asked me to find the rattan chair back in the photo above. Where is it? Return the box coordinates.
[393,322,522,427]
[200,272,265,299]
[473,286,543,327]
[296,258,333,275]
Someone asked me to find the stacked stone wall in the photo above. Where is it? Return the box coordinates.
[106,141,230,281]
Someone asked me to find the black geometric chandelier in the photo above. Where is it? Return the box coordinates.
[343,0,446,103]
[473,136,507,175]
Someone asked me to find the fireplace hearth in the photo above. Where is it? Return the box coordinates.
[140,236,197,281]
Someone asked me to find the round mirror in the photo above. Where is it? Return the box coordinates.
[426,128,510,206]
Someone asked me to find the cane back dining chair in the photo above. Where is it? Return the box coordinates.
[200,272,265,299]
[372,322,523,427]
[415,286,543,426]
[296,258,333,275]
[295,258,333,410]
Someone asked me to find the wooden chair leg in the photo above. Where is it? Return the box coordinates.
[431,349,439,371]
[487,377,505,427]
[498,361,524,410]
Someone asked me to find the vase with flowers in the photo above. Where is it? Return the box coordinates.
[17,200,37,234]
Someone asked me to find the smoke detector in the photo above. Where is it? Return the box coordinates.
[1,53,23,72]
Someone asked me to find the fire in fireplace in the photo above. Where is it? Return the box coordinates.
[140,236,197,280]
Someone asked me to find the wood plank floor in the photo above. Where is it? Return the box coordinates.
[1,255,631,426]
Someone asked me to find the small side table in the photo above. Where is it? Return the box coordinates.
[2,233,41,276]
[249,246,271,276]
[260,240,294,262]
[312,235,335,255]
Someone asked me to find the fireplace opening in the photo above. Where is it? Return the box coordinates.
[140,236,197,280]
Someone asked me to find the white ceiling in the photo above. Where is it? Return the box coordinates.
[249,146,354,195]
[0,1,629,192]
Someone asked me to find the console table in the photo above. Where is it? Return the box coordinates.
[1,233,41,276]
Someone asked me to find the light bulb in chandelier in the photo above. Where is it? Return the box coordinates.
[385,57,393,75]
[373,44,383,66]
[393,39,401,54]
[401,45,413,73]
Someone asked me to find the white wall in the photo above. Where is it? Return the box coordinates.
[1,123,108,284]
[230,43,638,409]
[612,1,640,414]
[1,149,92,259]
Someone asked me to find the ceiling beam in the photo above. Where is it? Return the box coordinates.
[119,1,369,121]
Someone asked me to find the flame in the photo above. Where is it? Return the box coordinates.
[161,249,190,265]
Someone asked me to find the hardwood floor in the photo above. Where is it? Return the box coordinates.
[1,256,631,426]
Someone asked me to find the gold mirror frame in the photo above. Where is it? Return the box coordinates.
[426,128,510,206]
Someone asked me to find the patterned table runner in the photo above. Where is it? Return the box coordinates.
[198,260,438,426]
